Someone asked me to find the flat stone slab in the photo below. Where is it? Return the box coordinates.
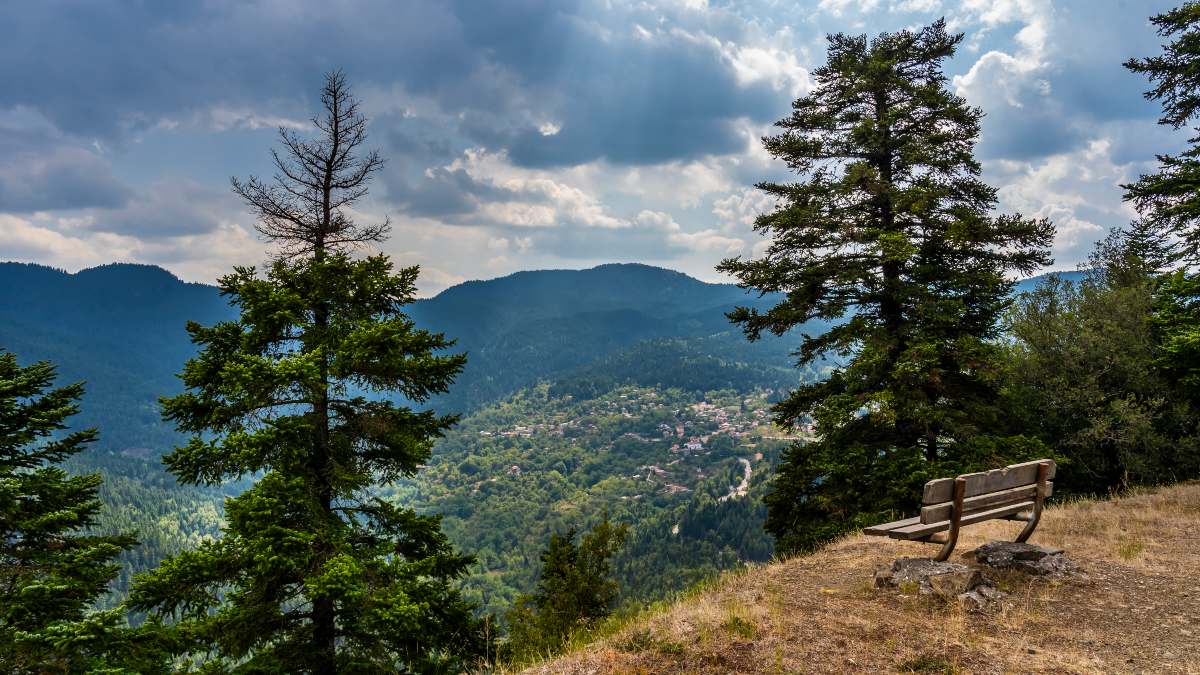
[874,557,985,598]
[972,541,1077,576]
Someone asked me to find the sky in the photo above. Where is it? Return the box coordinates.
[0,0,1184,295]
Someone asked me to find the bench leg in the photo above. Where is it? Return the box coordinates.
[934,476,967,562]
[1014,461,1050,543]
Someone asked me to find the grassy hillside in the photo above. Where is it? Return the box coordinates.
[521,482,1200,674]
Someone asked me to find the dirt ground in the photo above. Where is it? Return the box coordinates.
[523,482,1200,674]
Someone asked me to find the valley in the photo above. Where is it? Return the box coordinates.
[388,383,799,616]
[0,260,1088,620]
[0,261,810,618]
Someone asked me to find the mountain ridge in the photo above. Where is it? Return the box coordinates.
[0,259,1087,453]
[0,260,784,453]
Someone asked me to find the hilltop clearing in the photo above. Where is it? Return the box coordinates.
[524,482,1200,674]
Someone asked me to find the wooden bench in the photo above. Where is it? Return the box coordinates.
[863,459,1055,561]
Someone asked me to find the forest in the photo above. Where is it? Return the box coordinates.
[5,4,1200,672]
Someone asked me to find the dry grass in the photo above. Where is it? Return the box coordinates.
[520,482,1200,674]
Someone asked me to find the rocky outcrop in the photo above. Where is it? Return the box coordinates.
[875,542,1080,611]
[971,542,1077,577]
[874,558,986,596]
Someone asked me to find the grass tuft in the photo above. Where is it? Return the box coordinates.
[721,614,758,639]
[897,653,959,674]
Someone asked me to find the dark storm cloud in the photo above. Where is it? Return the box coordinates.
[0,1,480,140]
[0,1,780,165]
[965,0,1173,162]
[0,146,131,212]
[0,123,131,212]
[505,34,781,167]
[0,0,803,223]
[85,180,231,239]
[391,166,530,219]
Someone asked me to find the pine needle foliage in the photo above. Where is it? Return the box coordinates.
[1125,2,1200,411]
[504,516,627,662]
[718,21,1054,553]
[0,352,164,673]
[1124,2,1200,264]
[128,73,486,673]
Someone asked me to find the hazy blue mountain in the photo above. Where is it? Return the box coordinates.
[0,263,233,453]
[0,261,783,454]
[0,260,1085,456]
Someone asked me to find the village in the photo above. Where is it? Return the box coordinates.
[452,385,813,503]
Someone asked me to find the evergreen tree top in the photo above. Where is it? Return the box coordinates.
[1126,2,1200,129]
[722,19,1051,352]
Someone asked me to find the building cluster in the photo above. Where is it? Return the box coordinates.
[462,387,784,498]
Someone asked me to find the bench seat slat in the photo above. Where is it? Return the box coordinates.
[923,460,1056,504]
[920,482,1053,524]
[863,516,921,536]
[886,501,1035,540]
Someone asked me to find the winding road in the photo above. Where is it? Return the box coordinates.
[718,457,752,502]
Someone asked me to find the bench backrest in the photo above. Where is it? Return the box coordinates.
[919,459,1055,525]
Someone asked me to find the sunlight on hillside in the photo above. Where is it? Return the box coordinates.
[523,483,1200,674]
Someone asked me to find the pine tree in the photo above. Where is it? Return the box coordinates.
[1125,3,1200,409]
[128,72,486,672]
[717,21,1053,553]
[504,516,626,661]
[1125,2,1200,263]
[0,352,163,673]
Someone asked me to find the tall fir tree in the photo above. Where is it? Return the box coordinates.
[718,22,1053,553]
[1125,2,1200,264]
[128,72,486,672]
[1125,3,1200,407]
[0,351,164,673]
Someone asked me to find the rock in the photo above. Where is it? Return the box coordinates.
[875,558,983,598]
[972,541,1077,577]
[957,582,1009,612]
[927,568,985,598]
[975,541,1063,564]
[976,584,1006,601]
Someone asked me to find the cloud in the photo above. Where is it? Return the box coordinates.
[950,0,1173,161]
[0,108,132,212]
[88,179,235,239]
[819,0,883,17]
[503,25,787,167]
[635,209,747,255]
[0,214,127,265]
[0,0,1187,288]
[989,137,1137,265]
[0,146,132,212]
[712,187,775,233]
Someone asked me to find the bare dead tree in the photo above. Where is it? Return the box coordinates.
[232,70,389,258]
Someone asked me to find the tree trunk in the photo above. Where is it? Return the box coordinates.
[311,91,341,675]
[873,90,918,452]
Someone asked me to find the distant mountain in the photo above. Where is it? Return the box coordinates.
[407,263,790,410]
[0,260,1085,454]
[0,263,233,453]
[0,261,786,453]
[1014,268,1086,293]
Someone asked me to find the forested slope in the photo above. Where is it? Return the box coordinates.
[0,260,1076,618]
